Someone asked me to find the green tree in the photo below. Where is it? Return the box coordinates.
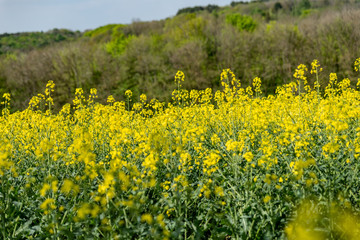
[226,13,258,32]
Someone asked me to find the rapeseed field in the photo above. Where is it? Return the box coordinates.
[1,60,360,239]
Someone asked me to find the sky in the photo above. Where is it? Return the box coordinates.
[0,0,237,34]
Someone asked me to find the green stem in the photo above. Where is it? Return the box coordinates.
[1,175,7,239]
[184,199,187,239]
[315,68,321,105]
[127,97,130,112]
[49,91,51,115]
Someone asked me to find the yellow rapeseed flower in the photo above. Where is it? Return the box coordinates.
[263,195,271,203]
[40,198,56,211]
[243,152,254,162]
[354,58,360,72]
[141,213,153,224]
[40,183,51,197]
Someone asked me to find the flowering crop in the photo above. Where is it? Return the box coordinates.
[1,60,360,239]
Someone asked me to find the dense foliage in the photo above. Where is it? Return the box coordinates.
[0,59,360,239]
[1,0,360,113]
[176,5,220,15]
[0,29,81,54]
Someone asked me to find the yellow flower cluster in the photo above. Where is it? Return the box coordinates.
[1,59,360,238]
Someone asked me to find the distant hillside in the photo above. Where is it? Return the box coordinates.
[0,29,82,54]
[1,0,360,111]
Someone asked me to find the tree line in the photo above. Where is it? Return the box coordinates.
[1,0,360,111]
